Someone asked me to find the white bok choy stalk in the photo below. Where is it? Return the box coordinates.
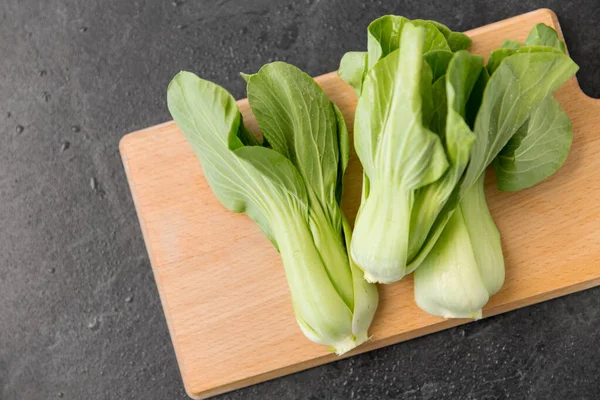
[167,62,378,354]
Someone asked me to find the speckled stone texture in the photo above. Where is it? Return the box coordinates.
[1,1,599,399]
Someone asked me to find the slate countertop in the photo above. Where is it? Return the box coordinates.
[1,1,599,399]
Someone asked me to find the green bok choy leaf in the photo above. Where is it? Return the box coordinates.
[338,15,470,97]
[491,25,573,192]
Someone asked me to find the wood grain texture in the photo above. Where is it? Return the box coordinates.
[119,9,600,399]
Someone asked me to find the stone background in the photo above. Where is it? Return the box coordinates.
[1,1,598,399]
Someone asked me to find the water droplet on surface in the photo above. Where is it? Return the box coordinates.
[61,141,70,152]
[71,125,80,132]
[125,295,133,303]
[177,24,186,30]
[16,125,24,134]
[49,268,56,273]
[172,1,178,6]
[87,317,100,330]
[57,393,64,398]
[90,177,98,191]
[80,27,88,33]
[40,70,47,76]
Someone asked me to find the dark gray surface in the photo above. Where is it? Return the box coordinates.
[1,0,599,399]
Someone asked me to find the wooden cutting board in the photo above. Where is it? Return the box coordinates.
[120,9,600,399]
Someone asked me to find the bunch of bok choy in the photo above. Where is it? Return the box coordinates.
[167,16,578,355]
[340,17,577,318]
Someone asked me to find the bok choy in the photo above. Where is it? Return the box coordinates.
[413,24,578,318]
[339,17,577,317]
[350,23,450,283]
[167,62,378,354]
[339,16,478,283]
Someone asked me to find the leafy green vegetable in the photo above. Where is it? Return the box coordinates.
[428,76,447,135]
[338,51,367,96]
[366,15,407,69]
[526,23,567,53]
[339,18,577,318]
[493,96,572,191]
[488,25,566,75]
[341,19,577,311]
[464,67,489,129]
[167,64,378,354]
[340,16,480,282]
[445,31,473,52]
[424,50,454,82]
[487,45,563,75]
[338,15,469,96]
[413,26,578,318]
[501,39,522,49]
[407,51,482,270]
[244,62,353,304]
[351,23,449,283]
[413,20,453,53]
[460,51,579,193]
[410,49,578,272]
[425,20,472,51]
[367,16,451,69]
[491,23,573,192]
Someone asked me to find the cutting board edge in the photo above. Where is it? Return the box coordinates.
[183,275,600,399]
[119,138,195,389]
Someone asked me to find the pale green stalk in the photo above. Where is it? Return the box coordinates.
[414,176,503,318]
